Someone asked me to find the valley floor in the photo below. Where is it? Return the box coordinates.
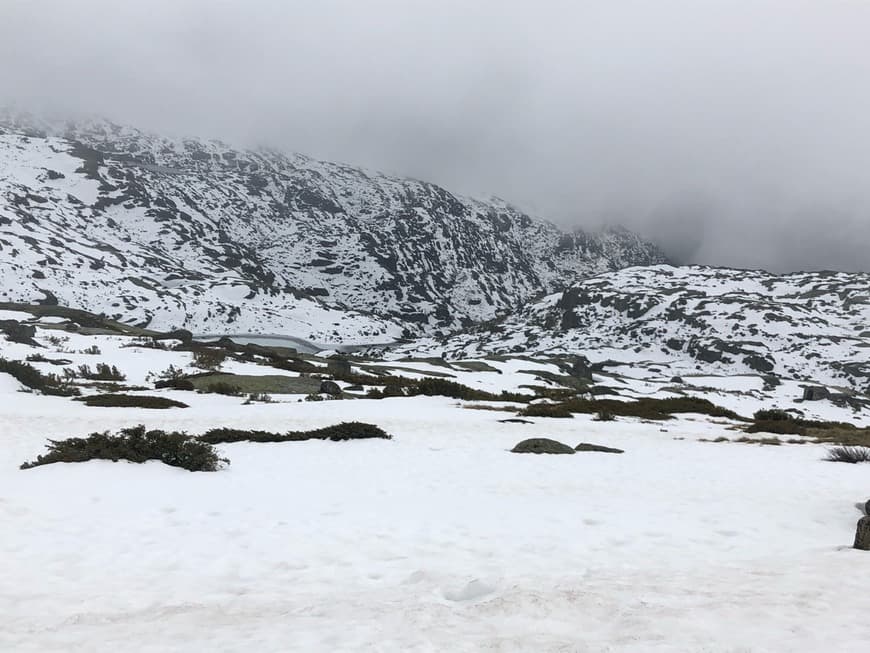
[2,389,869,652]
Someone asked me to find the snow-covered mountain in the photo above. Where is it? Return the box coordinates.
[387,265,870,393]
[0,112,666,341]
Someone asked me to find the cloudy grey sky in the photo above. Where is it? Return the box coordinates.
[2,0,870,271]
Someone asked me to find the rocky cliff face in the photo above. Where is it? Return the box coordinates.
[0,113,666,341]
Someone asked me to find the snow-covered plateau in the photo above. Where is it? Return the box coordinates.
[1,309,869,652]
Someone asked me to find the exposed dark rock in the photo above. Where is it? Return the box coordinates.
[319,380,342,395]
[511,438,575,455]
[574,442,624,454]
[855,516,870,551]
[803,386,830,401]
[568,355,593,381]
[499,418,534,424]
[327,356,352,376]
[0,320,38,346]
[153,328,193,345]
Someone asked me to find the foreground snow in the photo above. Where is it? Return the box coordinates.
[2,388,869,652]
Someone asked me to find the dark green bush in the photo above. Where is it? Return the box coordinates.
[21,425,227,471]
[191,348,227,371]
[519,403,574,418]
[74,394,189,409]
[754,409,793,422]
[199,421,390,444]
[746,420,806,435]
[521,396,741,421]
[77,363,126,381]
[0,357,80,396]
[154,378,195,391]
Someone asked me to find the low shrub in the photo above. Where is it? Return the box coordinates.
[77,363,126,381]
[243,392,274,404]
[192,348,227,371]
[74,394,189,409]
[199,421,390,444]
[21,425,227,472]
[520,396,741,421]
[746,420,806,436]
[154,378,195,391]
[0,358,80,396]
[519,403,574,418]
[78,345,102,355]
[825,446,870,464]
[753,409,793,422]
[26,353,71,366]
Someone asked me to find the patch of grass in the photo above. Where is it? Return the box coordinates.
[825,446,870,464]
[0,357,79,396]
[746,420,806,435]
[805,426,870,448]
[462,403,518,412]
[198,422,390,444]
[189,373,321,395]
[746,408,861,439]
[20,425,227,472]
[203,382,243,396]
[74,394,188,409]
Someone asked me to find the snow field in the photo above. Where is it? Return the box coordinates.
[1,388,869,652]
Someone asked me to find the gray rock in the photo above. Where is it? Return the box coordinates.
[575,442,624,454]
[319,380,342,395]
[855,516,870,551]
[802,386,830,401]
[568,355,593,380]
[0,320,37,345]
[511,438,575,455]
[327,356,352,376]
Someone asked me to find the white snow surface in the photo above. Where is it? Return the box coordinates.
[2,330,870,651]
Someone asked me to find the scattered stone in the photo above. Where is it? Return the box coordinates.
[510,438,575,455]
[574,442,624,454]
[319,380,342,395]
[499,418,534,424]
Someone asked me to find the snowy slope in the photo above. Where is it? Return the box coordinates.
[388,265,870,393]
[2,338,869,651]
[0,112,666,339]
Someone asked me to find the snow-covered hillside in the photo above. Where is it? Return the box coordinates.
[2,309,869,652]
[387,265,870,394]
[0,112,665,340]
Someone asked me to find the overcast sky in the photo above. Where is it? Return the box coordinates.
[2,0,870,272]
